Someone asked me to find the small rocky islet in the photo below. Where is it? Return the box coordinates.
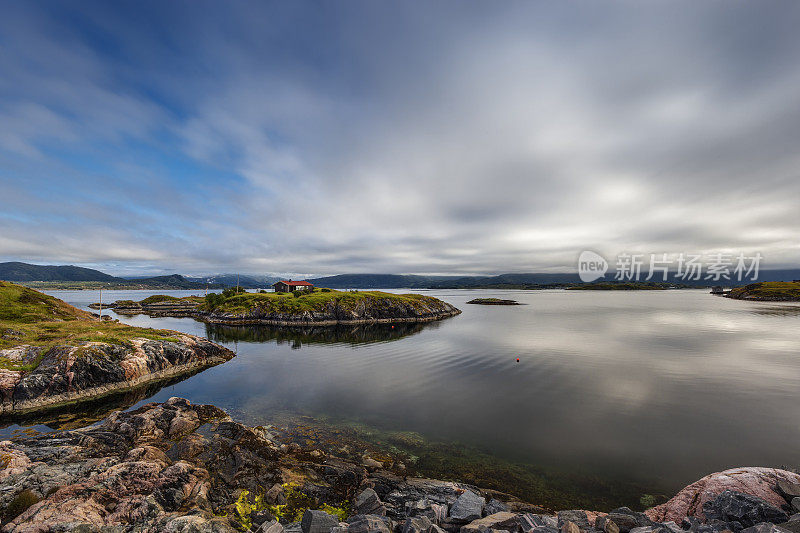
[92,289,461,326]
[465,299,521,306]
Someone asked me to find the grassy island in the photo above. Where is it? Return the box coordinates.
[99,288,461,326]
[727,281,800,301]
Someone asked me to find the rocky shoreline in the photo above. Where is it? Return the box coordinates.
[2,398,800,533]
[94,295,461,326]
[0,335,234,416]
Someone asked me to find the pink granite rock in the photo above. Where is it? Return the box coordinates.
[645,467,800,523]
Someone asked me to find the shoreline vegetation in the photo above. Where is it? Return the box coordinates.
[0,281,234,416]
[93,288,461,326]
[726,281,800,302]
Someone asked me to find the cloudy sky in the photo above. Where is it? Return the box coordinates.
[1,1,800,276]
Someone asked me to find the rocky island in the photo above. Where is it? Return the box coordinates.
[726,282,800,302]
[95,289,461,326]
[0,282,234,416]
[466,298,521,305]
[2,397,800,533]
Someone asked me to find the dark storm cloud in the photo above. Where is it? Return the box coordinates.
[1,1,800,275]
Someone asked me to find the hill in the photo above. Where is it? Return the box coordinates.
[0,262,118,282]
[0,262,223,290]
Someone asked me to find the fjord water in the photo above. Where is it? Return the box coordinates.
[43,289,800,500]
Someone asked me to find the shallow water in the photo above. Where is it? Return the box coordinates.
[20,288,800,502]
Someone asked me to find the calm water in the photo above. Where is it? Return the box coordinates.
[26,289,800,499]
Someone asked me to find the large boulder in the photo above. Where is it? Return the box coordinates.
[301,509,341,533]
[647,468,800,523]
[450,491,486,522]
[702,490,788,529]
[357,488,386,516]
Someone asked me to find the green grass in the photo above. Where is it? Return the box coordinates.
[0,281,181,371]
[728,281,800,301]
[202,289,440,314]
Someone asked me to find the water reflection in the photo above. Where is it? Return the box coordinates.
[749,305,800,316]
[0,372,202,435]
[205,321,437,347]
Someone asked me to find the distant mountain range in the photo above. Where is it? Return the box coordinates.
[0,262,223,290]
[3,261,800,290]
[309,270,800,289]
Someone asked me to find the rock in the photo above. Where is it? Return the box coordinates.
[792,499,800,514]
[602,508,653,533]
[485,500,510,515]
[302,509,341,533]
[604,520,620,533]
[346,514,392,533]
[406,498,439,521]
[267,483,288,505]
[740,524,790,533]
[450,491,485,522]
[561,522,580,533]
[252,510,277,528]
[460,512,521,533]
[0,335,235,415]
[520,514,558,532]
[647,468,800,524]
[286,523,304,533]
[778,483,800,501]
[779,521,800,533]
[403,516,434,533]
[357,488,387,516]
[259,521,287,533]
[363,457,384,470]
[558,511,591,530]
[702,490,788,528]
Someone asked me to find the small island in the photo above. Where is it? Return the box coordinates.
[0,282,234,416]
[95,288,461,326]
[726,281,800,301]
[466,298,521,305]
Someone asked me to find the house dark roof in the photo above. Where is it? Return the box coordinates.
[274,280,314,287]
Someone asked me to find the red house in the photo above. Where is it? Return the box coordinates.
[272,279,314,293]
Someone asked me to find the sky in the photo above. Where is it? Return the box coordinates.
[1,1,800,277]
